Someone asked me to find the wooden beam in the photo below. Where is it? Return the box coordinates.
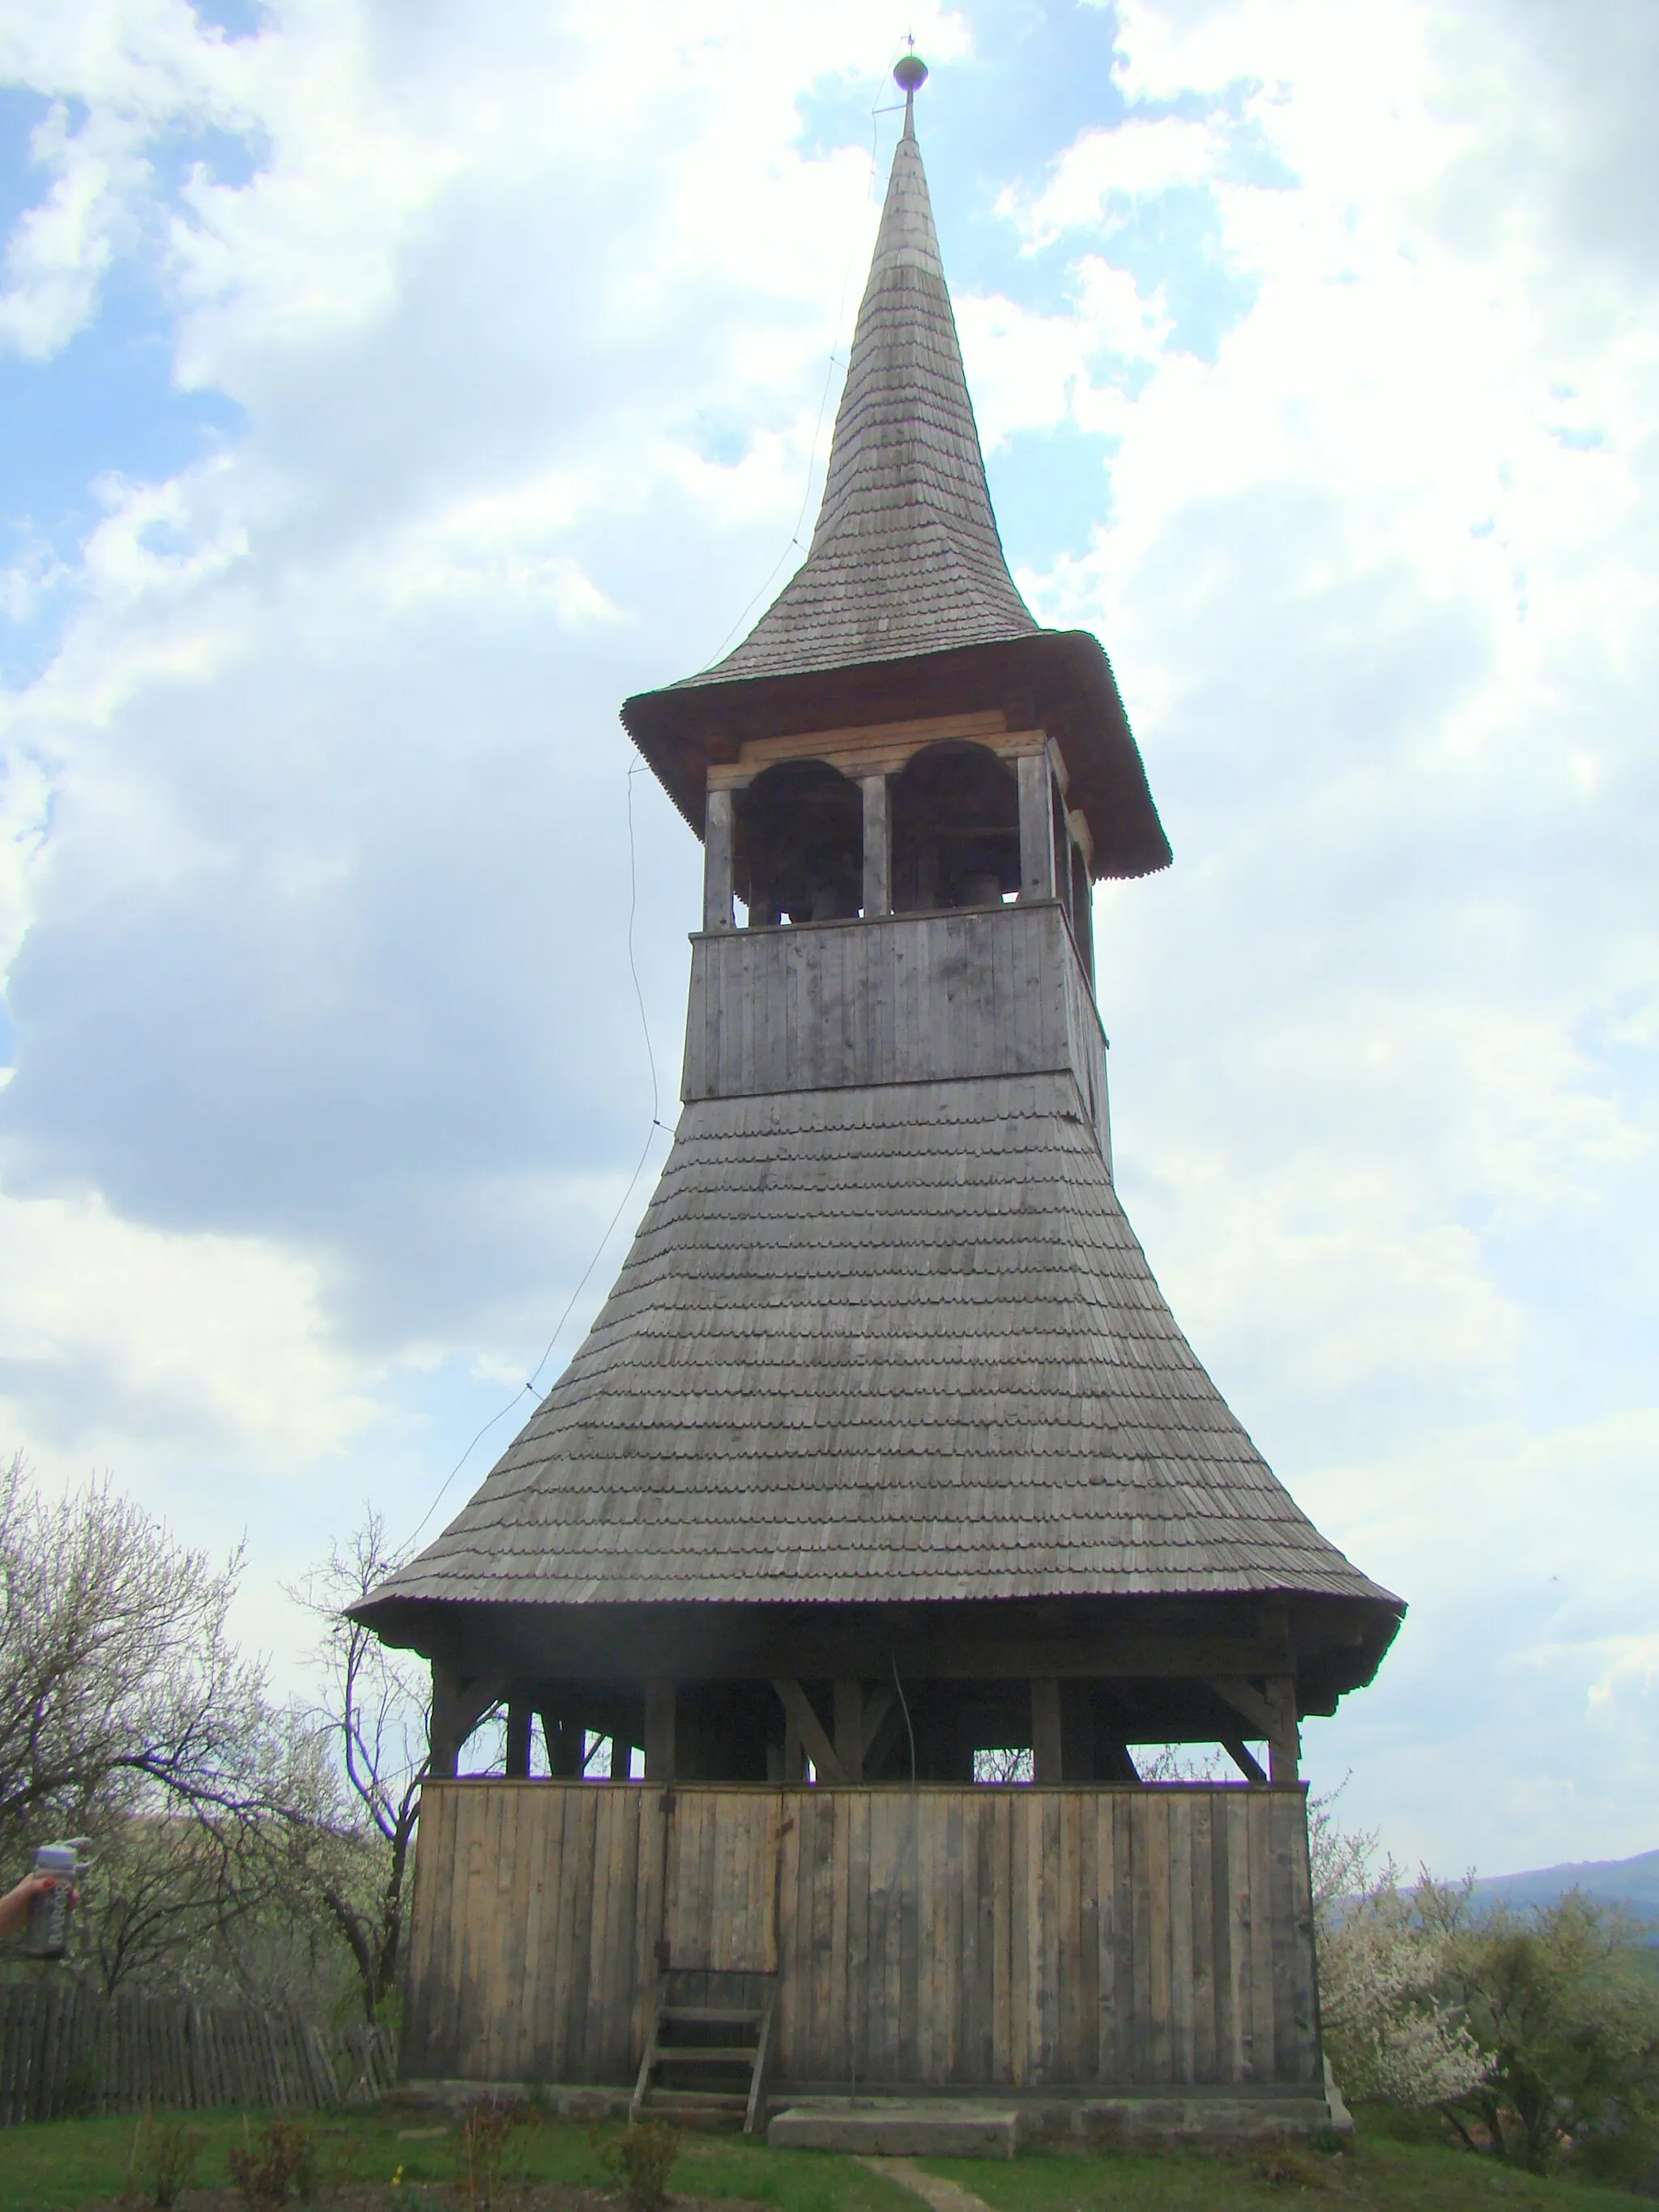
[860,776,890,917]
[1209,1677,1278,1739]
[1031,1678,1063,1785]
[771,1679,843,1783]
[1018,752,1056,900]
[1222,1737,1268,1785]
[834,1680,864,1784]
[505,1697,532,1779]
[703,789,734,931]
[644,1680,676,1784]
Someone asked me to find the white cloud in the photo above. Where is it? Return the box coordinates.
[0,101,148,358]
[0,1184,373,1460]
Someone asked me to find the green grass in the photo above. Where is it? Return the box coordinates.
[0,2108,920,2212]
[0,2107,1645,2212]
[921,2120,1648,2212]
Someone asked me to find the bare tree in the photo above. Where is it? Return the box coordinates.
[287,1511,430,2023]
[0,1452,272,1852]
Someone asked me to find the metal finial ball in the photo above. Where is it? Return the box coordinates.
[893,53,928,94]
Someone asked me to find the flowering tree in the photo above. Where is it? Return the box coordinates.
[1309,1793,1490,2110]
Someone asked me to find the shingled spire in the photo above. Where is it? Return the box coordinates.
[621,76,1173,879]
[702,87,1037,683]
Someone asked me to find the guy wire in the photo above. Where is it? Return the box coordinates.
[399,756,671,1556]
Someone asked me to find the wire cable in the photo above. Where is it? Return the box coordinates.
[399,761,672,1556]
[892,1647,917,1788]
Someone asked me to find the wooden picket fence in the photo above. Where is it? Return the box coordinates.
[0,1981,398,2125]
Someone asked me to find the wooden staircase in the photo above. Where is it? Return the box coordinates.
[630,1967,778,2134]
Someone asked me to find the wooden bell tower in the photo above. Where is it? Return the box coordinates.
[360,58,1401,2125]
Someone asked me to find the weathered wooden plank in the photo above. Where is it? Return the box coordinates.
[846,1787,872,2088]
[1284,1791,1321,2085]
[1189,1790,1217,2082]
[1147,1791,1174,2082]
[407,1782,449,2078]
[1007,1789,1030,2085]
[1247,1790,1277,2084]
[1271,1792,1301,2081]
[1059,1788,1085,2082]
[1169,1792,1195,2084]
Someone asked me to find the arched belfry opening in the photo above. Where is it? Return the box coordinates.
[890,739,1018,913]
[357,52,1401,2135]
[734,758,862,924]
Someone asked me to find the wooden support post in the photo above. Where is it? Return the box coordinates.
[834,1680,864,1784]
[1266,1677,1301,1783]
[1017,752,1056,901]
[771,1680,843,1782]
[1031,1677,1063,1784]
[860,775,890,917]
[644,1681,676,1784]
[541,1715,582,1778]
[505,1697,532,1779]
[1210,1675,1300,1783]
[1069,831,1095,983]
[429,1662,507,1780]
[703,789,735,931]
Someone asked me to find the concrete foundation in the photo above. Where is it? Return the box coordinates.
[770,2103,1021,2156]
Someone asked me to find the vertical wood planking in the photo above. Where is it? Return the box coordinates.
[390,1783,1323,2094]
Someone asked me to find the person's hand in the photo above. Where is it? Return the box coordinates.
[0,1872,66,1939]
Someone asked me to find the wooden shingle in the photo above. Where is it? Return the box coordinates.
[370,1074,1397,1617]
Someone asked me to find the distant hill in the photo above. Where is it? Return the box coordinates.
[1469,1848,1659,1928]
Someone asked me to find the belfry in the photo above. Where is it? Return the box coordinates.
[362,60,1401,2134]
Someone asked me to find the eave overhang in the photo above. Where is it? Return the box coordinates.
[621,629,1172,882]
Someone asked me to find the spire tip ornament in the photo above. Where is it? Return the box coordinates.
[894,48,927,136]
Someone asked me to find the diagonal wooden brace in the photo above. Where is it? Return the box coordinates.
[771,1679,844,1783]
[1209,1676,1300,1782]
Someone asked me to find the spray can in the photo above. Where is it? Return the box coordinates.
[23,1842,82,1960]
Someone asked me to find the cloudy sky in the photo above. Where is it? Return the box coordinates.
[2,0,1655,1879]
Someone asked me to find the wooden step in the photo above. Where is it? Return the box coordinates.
[654,2045,761,2065]
[642,2089,749,2112]
[633,1963,778,2135]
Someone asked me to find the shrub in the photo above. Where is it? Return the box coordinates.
[123,2115,207,2210]
[454,2099,537,2211]
[228,2116,320,2207]
[595,2118,681,2212]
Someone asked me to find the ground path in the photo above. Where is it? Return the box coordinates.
[859,2155,996,2212]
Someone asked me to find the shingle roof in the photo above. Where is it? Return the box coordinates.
[367,1075,1397,1617]
[681,109,1036,688]
[620,110,1172,880]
